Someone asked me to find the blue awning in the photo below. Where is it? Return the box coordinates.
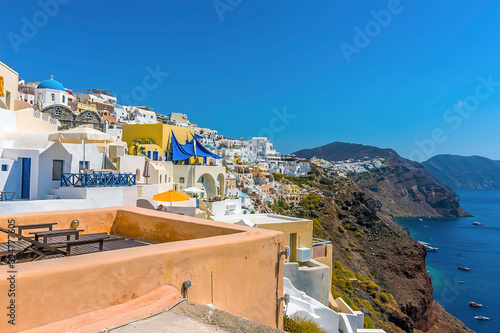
[194,138,222,159]
[171,131,195,160]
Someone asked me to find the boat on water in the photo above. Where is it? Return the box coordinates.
[472,221,484,226]
[474,315,489,320]
[418,241,438,252]
[458,266,470,271]
[469,301,482,307]
[426,246,438,252]
[458,281,464,284]
[419,218,423,221]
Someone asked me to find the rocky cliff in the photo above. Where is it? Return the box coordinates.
[423,154,500,190]
[294,142,471,218]
[273,164,473,332]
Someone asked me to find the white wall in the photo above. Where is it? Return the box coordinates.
[0,187,137,215]
[2,148,40,200]
[38,142,73,199]
[0,108,18,132]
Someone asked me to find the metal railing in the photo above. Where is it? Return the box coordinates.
[61,173,136,187]
[312,237,332,246]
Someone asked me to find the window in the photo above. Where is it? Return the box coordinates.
[62,95,65,103]
[179,177,185,184]
[55,107,61,116]
[1,164,7,171]
[86,112,92,119]
[79,161,89,171]
[51,93,55,101]
[52,160,63,180]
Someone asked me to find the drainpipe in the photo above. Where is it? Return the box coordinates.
[276,245,290,329]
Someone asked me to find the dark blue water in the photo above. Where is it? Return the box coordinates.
[397,190,500,333]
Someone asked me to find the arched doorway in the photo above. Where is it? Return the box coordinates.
[217,173,225,196]
[197,173,216,198]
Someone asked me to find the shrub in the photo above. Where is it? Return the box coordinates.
[365,281,379,291]
[360,299,374,313]
[283,315,301,333]
[355,273,365,282]
[283,315,328,333]
[333,261,344,270]
[370,271,376,277]
[380,292,391,303]
[373,298,382,308]
[364,316,375,329]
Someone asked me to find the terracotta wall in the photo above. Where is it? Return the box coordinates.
[0,207,284,332]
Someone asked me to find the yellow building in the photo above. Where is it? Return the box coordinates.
[0,61,19,110]
[211,213,334,306]
[250,165,266,177]
[123,123,207,164]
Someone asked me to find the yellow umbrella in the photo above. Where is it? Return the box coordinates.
[153,189,190,212]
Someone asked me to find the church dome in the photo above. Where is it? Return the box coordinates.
[37,78,66,92]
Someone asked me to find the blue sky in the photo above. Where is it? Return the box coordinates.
[1,0,499,161]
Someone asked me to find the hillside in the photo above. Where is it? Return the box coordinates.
[423,154,500,190]
[294,141,398,162]
[294,142,471,218]
[272,168,473,333]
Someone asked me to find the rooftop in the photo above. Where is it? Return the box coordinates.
[211,213,310,226]
[0,206,284,332]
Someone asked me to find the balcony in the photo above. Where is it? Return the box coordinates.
[61,173,136,187]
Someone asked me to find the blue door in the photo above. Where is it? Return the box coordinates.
[147,150,151,159]
[152,151,159,161]
[21,158,31,199]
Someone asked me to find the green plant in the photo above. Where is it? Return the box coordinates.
[283,314,328,333]
[380,292,391,303]
[364,316,375,329]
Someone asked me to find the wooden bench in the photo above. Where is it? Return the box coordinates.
[15,223,58,236]
[52,236,126,256]
[0,227,66,260]
[30,229,84,244]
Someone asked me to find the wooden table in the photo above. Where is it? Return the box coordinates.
[15,223,58,236]
[0,191,16,201]
[30,229,84,244]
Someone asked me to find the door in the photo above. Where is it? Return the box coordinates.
[289,233,297,262]
[21,158,31,199]
[152,151,159,161]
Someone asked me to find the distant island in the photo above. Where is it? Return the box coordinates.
[423,154,500,190]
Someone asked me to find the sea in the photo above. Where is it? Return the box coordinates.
[397,190,500,333]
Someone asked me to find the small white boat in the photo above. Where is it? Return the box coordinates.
[474,315,489,320]
[458,281,464,284]
[426,246,438,252]
[418,241,430,246]
[469,301,482,307]
[472,221,484,226]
